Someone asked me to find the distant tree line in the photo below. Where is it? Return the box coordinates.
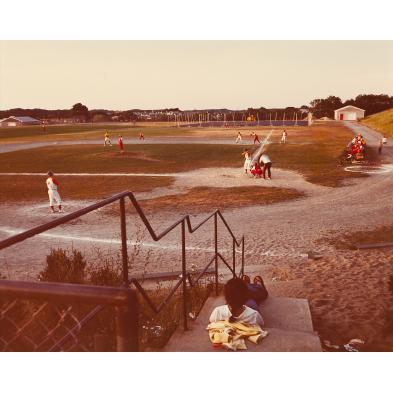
[309,94,393,119]
[1,94,392,122]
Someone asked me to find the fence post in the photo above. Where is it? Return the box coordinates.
[214,213,218,296]
[241,237,245,277]
[119,197,129,286]
[115,290,139,352]
[181,220,188,330]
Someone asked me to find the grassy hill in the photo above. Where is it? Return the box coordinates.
[361,107,393,138]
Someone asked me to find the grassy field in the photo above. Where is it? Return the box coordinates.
[0,144,252,174]
[0,123,194,143]
[361,108,393,138]
[0,121,291,143]
[0,122,373,206]
[137,186,304,214]
[265,122,374,187]
[0,175,173,202]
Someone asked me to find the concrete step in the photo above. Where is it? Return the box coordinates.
[262,296,315,333]
[164,295,322,352]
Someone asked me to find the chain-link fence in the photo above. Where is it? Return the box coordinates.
[0,280,138,352]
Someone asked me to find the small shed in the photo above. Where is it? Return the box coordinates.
[334,105,365,121]
[0,116,42,127]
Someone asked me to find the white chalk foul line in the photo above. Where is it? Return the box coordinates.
[0,172,179,177]
[344,164,393,174]
[0,226,305,258]
[0,226,215,253]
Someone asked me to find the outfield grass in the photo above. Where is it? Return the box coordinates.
[0,144,253,174]
[0,123,195,143]
[0,123,371,191]
[265,123,371,187]
[361,108,393,138]
[0,175,173,202]
[0,121,289,143]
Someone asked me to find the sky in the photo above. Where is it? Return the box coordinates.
[1,41,393,111]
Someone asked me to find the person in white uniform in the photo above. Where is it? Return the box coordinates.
[242,149,252,174]
[281,130,287,143]
[46,171,63,213]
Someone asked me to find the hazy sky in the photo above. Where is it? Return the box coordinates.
[1,41,393,110]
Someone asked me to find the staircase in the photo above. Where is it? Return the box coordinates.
[164,295,322,352]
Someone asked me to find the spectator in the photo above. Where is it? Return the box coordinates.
[241,275,269,311]
[209,277,264,327]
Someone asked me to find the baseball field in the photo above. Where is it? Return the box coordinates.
[1,120,392,350]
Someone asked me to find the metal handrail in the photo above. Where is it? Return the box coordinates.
[0,191,244,250]
[0,190,246,333]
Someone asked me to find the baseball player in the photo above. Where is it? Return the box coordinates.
[104,131,112,146]
[281,130,287,143]
[46,171,63,213]
[251,131,261,144]
[118,135,124,153]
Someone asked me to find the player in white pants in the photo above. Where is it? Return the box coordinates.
[46,171,63,213]
[281,130,287,143]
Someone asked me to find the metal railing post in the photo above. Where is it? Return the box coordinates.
[119,197,129,286]
[214,213,218,296]
[232,238,236,277]
[181,220,188,330]
[241,236,244,275]
[115,292,139,352]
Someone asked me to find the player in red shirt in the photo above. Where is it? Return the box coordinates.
[251,131,261,144]
[118,135,124,153]
[250,162,263,178]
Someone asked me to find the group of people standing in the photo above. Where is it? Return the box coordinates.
[242,149,273,180]
[236,131,261,144]
[346,133,367,160]
[104,131,145,153]
[235,129,287,145]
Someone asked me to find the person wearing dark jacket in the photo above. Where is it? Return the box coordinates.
[241,275,268,311]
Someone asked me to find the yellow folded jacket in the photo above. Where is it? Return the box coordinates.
[207,320,269,351]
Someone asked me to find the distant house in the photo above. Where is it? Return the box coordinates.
[334,105,365,121]
[0,116,42,127]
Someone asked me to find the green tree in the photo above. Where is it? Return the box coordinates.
[346,94,393,116]
[71,102,89,122]
[310,96,342,118]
